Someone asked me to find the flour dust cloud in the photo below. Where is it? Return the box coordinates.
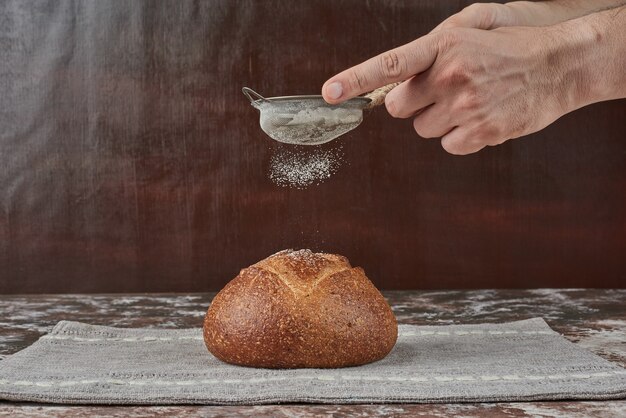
[268,144,345,189]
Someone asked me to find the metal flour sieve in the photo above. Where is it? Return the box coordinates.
[243,84,398,146]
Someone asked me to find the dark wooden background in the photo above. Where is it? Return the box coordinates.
[0,0,624,293]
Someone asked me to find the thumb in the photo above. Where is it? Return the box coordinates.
[431,3,511,33]
[322,34,439,104]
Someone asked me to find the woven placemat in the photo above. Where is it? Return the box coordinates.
[0,318,624,404]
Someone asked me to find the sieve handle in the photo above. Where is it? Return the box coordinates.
[363,82,401,109]
[242,87,270,104]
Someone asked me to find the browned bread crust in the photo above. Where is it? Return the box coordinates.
[203,249,398,368]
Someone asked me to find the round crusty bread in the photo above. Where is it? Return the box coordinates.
[203,249,398,368]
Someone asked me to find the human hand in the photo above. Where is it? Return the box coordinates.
[322,25,589,154]
[433,1,626,32]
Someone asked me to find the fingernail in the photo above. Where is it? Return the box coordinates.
[326,82,343,100]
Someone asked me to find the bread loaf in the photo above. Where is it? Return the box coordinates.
[203,249,398,368]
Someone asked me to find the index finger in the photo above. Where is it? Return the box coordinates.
[322,34,439,104]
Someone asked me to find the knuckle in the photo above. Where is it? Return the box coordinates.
[440,16,460,29]
[379,51,405,79]
[463,2,486,14]
[461,3,493,24]
[437,62,471,88]
[436,28,462,49]
[474,121,503,145]
[486,121,504,140]
[347,69,367,92]
[466,3,504,28]
[457,90,482,111]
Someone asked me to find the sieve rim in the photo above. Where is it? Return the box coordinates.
[255,95,371,107]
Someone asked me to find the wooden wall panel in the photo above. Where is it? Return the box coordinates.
[0,0,624,293]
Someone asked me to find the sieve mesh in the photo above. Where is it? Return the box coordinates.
[257,99,363,146]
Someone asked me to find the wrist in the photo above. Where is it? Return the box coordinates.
[538,17,605,114]
[581,6,626,102]
[545,7,626,111]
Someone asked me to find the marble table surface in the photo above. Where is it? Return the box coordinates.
[0,289,623,417]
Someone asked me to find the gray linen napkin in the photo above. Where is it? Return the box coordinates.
[0,318,624,404]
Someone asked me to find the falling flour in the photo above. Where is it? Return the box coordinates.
[269,145,344,189]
